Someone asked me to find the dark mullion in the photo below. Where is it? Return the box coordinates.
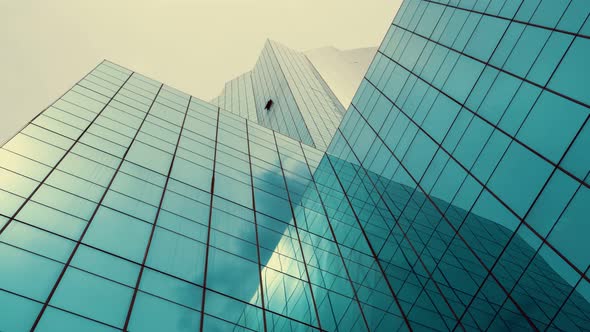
[471,116,590,330]
[2,237,254,332]
[0,141,418,281]
[323,153,413,331]
[122,95,191,330]
[76,84,138,106]
[272,131,323,331]
[0,63,131,237]
[477,162,590,330]
[340,94,468,328]
[0,182,327,332]
[298,142,371,332]
[198,106,221,332]
[245,119,268,332]
[343,169,461,331]
[376,6,529,309]
[29,81,164,331]
[347,89,541,329]
[0,284,121,331]
[12,108,179,167]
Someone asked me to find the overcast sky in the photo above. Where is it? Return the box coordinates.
[0,0,401,144]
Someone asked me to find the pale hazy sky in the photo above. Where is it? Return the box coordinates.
[0,0,401,144]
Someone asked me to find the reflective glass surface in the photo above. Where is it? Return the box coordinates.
[1,0,590,330]
[0,61,360,331]
[326,0,590,330]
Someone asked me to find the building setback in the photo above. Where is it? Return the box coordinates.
[0,0,589,331]
[212,40,346,150]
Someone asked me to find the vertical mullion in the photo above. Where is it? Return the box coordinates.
[122,94,192,330]
[198,106,222,332]
[245,119,268,332]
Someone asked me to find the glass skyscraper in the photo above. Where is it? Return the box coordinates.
[1,0,589,331]
[212,40,346,150]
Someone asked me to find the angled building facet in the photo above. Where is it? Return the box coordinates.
[214,40,346,150]
[322,0,590,330]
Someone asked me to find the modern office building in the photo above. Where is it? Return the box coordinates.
[212,40,347,150]
[1,0,590,331]
[325,0,590,330]
[211,42,376,126]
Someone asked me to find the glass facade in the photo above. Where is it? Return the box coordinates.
[0,60,389,331]
[1,0,590,331]
[322,0,590,330]
[213,40,346,150]
[0,60,334,331]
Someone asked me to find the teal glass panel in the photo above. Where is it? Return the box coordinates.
[1,221,75,262]
[487,142,553,217]
[36,307,119,332]
[0,290,41,331]
[517,91,586,162]
[128,292,200,332]
[0,243,62,301]
[71,245,140,287]
[2,9,590,328]
[145,227,206,284]
[50,268,133,328]
[83,206,151,262]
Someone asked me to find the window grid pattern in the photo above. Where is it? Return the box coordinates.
[214,40,346,150]
[326,0,590,330]
[0,60,399,331]
[1,0,589,330]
